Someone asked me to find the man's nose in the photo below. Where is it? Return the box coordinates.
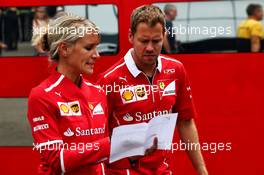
[146,42,154,52]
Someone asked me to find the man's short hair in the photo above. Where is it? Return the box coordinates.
[164,4,176,14]
[246,4,262,16]
[130,5,165,35]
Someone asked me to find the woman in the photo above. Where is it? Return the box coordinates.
[27,13,110,175]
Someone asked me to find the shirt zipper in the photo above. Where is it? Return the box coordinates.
[142,69,157,103]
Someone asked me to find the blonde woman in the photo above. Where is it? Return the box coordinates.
[27,13,110,175]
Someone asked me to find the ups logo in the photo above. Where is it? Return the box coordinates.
[135,87,145,98]
[70,104,80,113]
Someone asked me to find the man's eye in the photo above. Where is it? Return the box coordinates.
[153,40,160,44]
[141,40,148,44]
[85,47,92,51]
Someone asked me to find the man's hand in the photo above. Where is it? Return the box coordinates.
[128,137,158,162]
[145,137,158,156]
[251,35,261,52]
[177,119,208,175]
[196,165,208,175]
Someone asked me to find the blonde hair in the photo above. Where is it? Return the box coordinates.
[130,5,165,35]
[33,13,100,60]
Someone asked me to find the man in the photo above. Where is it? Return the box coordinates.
[98,5,208,175]
[3,8,19,50]
[162,4,177,54]
[237,4,264,52]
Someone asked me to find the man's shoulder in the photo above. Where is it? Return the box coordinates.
[241,19,263,28]
[249,19,262,26]
[100,57,127,80]
[160,54,184,68]
[159,55,186,77]
[166,19,173,26]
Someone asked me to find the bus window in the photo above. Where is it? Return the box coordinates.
[154,0,264,54]
[0,4,119,57]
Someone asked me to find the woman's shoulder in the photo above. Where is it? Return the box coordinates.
[28,77,54,100]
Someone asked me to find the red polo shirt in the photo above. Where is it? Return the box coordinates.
[28,71,110,175]
[98,49,196,175]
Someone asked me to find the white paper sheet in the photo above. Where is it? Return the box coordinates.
[109,113,178,163]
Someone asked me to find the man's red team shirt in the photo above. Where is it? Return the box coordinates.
[27,71,110,175]
[98,49,196,175]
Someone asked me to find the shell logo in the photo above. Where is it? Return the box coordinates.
[60,104,70,114]
[122,90,134,101]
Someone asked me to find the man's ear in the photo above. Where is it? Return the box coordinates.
[128,28,133,44]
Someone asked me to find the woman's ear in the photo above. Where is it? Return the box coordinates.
[58,42,69,57]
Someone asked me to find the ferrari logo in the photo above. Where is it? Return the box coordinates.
[159,82,165,90]
[88,103,94,110]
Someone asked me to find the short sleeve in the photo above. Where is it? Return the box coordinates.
[27,90,62,146]
[173,65,197,120]
[251,23,264,38]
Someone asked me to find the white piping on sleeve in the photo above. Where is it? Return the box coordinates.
[101,163,106,175]
[160,56,182,64]
[45,75,64,92]
[35,140,63,149]
[60,148,66,174]
[84,81,101,89]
